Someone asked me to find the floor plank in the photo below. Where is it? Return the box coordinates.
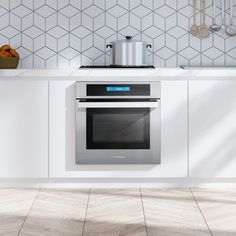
[0,188,38,236]
[141,188,211,236]
[83,189,147,236]
[19,189,89,236]
[192,188,236,236]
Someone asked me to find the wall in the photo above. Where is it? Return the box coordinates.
[0,0,236,68]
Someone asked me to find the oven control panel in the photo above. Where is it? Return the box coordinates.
[87,84,150,96]
[76,82,161,99]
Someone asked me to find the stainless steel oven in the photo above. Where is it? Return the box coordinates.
[76,82,161,164]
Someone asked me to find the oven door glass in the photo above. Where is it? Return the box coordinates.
[87,108,150,149]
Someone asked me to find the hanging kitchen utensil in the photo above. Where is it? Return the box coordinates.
[191,0,199,36]
[199,0,209,38]
[226,0,236,36]
[209,0,221,32]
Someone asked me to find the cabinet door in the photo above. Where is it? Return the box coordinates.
[160,81,188,177]
[49,81,76,178]
[49,81,188,178]
[189,81,236,177]
[0,81,48,178]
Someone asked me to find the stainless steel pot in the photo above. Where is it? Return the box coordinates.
[106,36,152,66]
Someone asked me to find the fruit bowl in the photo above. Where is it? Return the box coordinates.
[0,44,20,69]
[0,57,19,69]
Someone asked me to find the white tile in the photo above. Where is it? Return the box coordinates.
[70,13,82,31]
[106,0,117,10]
[0,0,235,68]
[17,46,32,59]
[132,5,152,18]
[81,34,93,51]
[95,26,115,39]
[84,5,103,18]
[153,34,165,52]
[60,5,79,18]
[36,5,56,18]
[179,47,200,60]
[157,47,176,60]
[58,13,69,30]
[46,0,58,10]
[117,13,129,31]
[22,14,33,31]
[34,13,46,31]
[130,0,141,10]
[59,47,78,60]
[82,0,93,10]
[19,189,89,236]
[94,16,105,33]
[81,13,93,31]
[22,34,33,51]
[58,0,69,10]
[118,0,129,10]
[10,0,21,10]
[83,47,103,60]
[58,34,69,51]
[178,34,189,51]
[142,189,211,236]
[156,5,176,18]
[47,26,67,38]
[192,189,236,236]
[70,34,81,52]
[0,189,38,236]
[36,47,56,60]
[23,26,44,39]
[107,5,127,18]
[203,47,224,60]
[168,26,187,39]
[11,5,31,17]
[83,189,146,236]
[0,0,9,10]
[130,13,141,30]
[166,34,177,51]
[34,34,46,51]
[0,26,19,38]
[0,14,9,30]
[119,26,140,37]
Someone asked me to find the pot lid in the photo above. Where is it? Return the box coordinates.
[111,36,145,43]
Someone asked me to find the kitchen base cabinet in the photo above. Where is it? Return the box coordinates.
[0,81,48,178]
[189,81,236,177]
[49,81,188,178]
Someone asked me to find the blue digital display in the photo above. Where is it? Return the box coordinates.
[106,86,130,92]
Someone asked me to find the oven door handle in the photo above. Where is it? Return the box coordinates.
[77,100,159,108]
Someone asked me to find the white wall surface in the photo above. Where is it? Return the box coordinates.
[0,0,235,68]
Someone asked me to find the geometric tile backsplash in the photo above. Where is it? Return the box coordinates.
[0,0,236,68]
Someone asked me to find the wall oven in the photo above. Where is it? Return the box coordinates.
[76,82,161,164]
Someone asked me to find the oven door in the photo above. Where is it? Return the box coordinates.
[76,100,160,164]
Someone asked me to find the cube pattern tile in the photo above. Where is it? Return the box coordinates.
[0,0,236,68]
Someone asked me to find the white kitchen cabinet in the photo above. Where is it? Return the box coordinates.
[189,81,236,177]
[0,81,48,178]
[160,81,188,177]
[49,80,188,178]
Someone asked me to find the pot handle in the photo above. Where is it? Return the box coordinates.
[125,36,133,40]
[106,44,112,48]
[146,44,152,48]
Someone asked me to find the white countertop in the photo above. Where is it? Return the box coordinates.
[0,68,236,81]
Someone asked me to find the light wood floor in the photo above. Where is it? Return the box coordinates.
[0,188,235,236]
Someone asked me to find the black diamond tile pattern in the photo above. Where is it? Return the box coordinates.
[0,0,235,68]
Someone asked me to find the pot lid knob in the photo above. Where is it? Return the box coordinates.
[125,36,132,40]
